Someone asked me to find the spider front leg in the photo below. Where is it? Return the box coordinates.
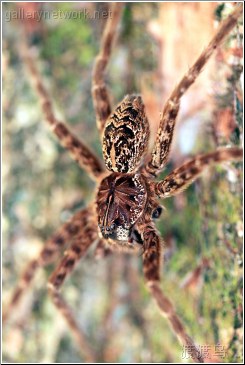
[146,5,243,176]
[48,218,98,362]
[92,3,124,136]
[142,223,204,363]
[20,38,103,180]
[3,207,93,323]
[154,147,243,198]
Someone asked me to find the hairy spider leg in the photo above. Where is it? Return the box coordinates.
[3,207,95,323]
[140,223,204,362]
[92,3,124,136]
[145,5,243,176]
[21,38,104,180]
[154,147,243,198]
[48,215,98,362]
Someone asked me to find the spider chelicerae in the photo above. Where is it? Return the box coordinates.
[3,3,243,363]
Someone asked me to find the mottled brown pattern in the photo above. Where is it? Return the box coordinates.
[154,148,243,198]
[97,172,148,241]
[147,282,204,362]
[47,220,98,362]
[3,207,94,322]
[21,42,104,180]
[4,4,243,363]
[146,4,243,176]
[48,288,95,362]
[92,3,124,134]
[141,224,162,282]
[103,95,150,173]
[48,222,98,289]
[142,225,204,362]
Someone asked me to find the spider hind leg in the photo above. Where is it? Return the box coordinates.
[141,223,204,363]
[3,207,93,324]
[48,216,99,361]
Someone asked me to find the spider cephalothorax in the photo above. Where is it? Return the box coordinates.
[4,3,243,363]
[96,171,148,242]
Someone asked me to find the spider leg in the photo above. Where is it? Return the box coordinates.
[20,40,104,180]
[48,220,98,362]
[92,3,124,135]
[3,207,94,323]
[141,223,204,363]
[94,238,113,259]
[154,147,243,199]
[145,5,243,176]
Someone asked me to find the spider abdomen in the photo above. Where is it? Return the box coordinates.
[96,172,148,241]
[102,95,150,173]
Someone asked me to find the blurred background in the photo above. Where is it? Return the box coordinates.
[2,2,243,363]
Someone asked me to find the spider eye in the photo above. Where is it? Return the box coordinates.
[152,206,163,219]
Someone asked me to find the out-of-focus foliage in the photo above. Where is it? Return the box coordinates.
[2,2,243,363]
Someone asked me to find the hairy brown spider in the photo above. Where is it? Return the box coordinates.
[3,3,243,363]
